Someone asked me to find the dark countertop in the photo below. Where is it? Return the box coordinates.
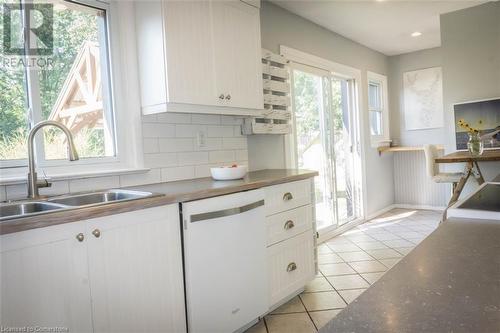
[320,217,500,333]
[0,169,317,235]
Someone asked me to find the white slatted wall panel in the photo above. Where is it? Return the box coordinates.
[394,151,449,208]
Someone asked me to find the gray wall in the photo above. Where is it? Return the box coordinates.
[386,2,500,205]
[388,47,443,146]
[387,48,449,207]
[440,2,500,184]
[249,1,395,216]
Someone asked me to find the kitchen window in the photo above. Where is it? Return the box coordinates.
[0,0,116,169]
[367,71,390,146]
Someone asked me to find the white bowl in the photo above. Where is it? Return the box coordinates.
[210,165,247,181]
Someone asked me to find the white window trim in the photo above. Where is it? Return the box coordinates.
[367,71,390,147]
[0,1,144,182]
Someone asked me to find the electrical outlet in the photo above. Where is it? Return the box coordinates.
[197,130,207,148]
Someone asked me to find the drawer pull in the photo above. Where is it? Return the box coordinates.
[284,220,295,230]
[283,192,293,201]
[76,233,84,242]
[92,229,101,238]
[286,262,297,272]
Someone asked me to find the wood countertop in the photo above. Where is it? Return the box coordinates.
[435,149,500,163]
[0,169,318,235]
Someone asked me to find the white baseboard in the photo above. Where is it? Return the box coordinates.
[393,203,445,211]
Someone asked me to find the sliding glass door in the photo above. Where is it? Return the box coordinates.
[290,64,361,233]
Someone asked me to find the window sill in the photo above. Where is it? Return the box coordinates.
[0,168,150,186]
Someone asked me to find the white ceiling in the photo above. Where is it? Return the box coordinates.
[270,0,486,56]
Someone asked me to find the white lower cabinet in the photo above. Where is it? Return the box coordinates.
[267,231,316,305]
[0,205,186,333]
[264,178,317,309]
[1,220,93,331]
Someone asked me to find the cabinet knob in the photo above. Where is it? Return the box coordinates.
[225,94,231,100]
[219,94,225,100]
[92,229,101,238]
[76,233,84,242]
[284,220,295,230]
[286,262,297,272]
[283,192,293,201]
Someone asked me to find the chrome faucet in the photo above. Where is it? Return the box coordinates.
[27,121,79,199]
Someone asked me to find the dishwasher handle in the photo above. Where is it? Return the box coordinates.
[190,200,265,223]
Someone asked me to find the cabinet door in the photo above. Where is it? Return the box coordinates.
[86,205,186,333]
[267,231,316,306]
[163,0,218,106]
[0,222,93,332]
[211,1,263,109]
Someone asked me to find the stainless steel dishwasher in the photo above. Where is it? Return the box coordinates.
[182,189,267,333]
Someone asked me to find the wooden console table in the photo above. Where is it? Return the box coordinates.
[435,149,500,217]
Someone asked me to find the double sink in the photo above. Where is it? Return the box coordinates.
[0,190,155,221]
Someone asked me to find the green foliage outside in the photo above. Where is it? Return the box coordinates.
[0,4,102,160]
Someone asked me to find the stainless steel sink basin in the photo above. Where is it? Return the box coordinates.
[0,202,67,220]
[48,189,153,207]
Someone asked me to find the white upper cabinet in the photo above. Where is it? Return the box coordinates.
[135,0,263,116]
[212,1,263,110]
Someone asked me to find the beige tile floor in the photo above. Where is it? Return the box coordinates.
[245,208,441,333]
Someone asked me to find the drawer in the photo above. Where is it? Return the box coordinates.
[267,231,315,306]
[265,180,312,216]
[267,205,313,246]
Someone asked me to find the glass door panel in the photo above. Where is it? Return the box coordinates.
[291,65,361,233]
[292,69,335,231]
[331,78,357,225]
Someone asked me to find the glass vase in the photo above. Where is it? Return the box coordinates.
[467,132,484,156]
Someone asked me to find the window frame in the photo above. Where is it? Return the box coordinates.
[0,0,143,179]
[367,71,390,147]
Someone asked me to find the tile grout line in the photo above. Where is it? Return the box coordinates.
[297,294,319,332]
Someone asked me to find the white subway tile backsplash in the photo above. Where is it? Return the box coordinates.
[235,150,249,161]
[192,114,221,124]
[233,125,243,137]
[144,153,178,168]
[222,137,247,149]
[175,124,207,138]
[156,113,192,124]
[142,114,158,123]
[158,138,194,153]
[143,138,159,154]
[142,123,176,138]
[0,186,6,202]
[5,184,26,201]
[207,125,235,137]
[120,169,162,187]
[161,166,195,182]
[198,138,223,151]
[39,181,70,197]
[178,152,209,166]
[221,116,244,125]
[69,176,120,193]
[209,150,236,163]
[194,163,220,178]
